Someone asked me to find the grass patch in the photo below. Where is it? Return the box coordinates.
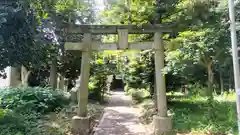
[139,92,238,135]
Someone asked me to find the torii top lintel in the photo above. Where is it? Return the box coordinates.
[63,23,172,34]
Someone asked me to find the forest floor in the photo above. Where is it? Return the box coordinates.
[93,90,147,135]
[38,102,105,135]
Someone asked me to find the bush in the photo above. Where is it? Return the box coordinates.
[0,87,71,135]
[122,59,147,89]
[0,109,65,135]
[0,109,25,135]
[124,84,130,93]
[128,88,150,103]
[88,77,103,101]
[0,108,42,135]
[89,56,112,102]
[0,87,70,113]
[121,52,157,96]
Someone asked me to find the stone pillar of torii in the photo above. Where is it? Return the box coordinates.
[64,24,172,135]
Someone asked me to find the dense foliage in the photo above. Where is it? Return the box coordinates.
[88,53,115,101]
[0,87,70,135]
[121,50,184,98]
[101,0,235,96]
[0,87,70,113]
[0,0,96,86]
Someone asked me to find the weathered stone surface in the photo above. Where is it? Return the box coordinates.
[60,24,172,35]
[9,67,21,87]
[153,116,173,135]
[77,36,91,116]
[154,32,168,117]
[72,116,90,135]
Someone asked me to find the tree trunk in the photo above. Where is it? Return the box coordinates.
[219,70,224,94]
[58,74,65,90]
[229,69,233,90]
[101,86,105,103]
[207,61,214,98]
[21,65,31,87]
[50,58,57,89]
[9,67,21,87]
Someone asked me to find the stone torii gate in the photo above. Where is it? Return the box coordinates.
[64,24,172,135]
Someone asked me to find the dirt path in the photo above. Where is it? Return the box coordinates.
[93,91,146,135]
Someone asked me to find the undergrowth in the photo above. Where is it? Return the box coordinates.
[0,87,70,135]
[0,87,105,135]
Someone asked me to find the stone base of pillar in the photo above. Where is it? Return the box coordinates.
[153,115,174,135]
[72,116,90,135]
